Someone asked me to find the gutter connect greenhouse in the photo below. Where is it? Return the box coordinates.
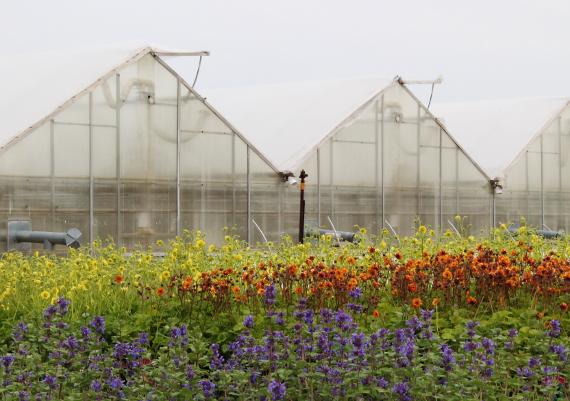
[0,45,281,251]
[433,98,570,232]
[205,78,493,240]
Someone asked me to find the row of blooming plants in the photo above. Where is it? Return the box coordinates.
[1,225,570,344]
[0,296,568,400]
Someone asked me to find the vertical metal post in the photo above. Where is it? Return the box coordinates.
[298,170,308,243]
[380,94,385,229]
[246,146,251,243]
[330,139,335,223]
[231,134,236,227]
[540,134,545,228]
[176,81,181,236]
[88,92,94,246]
[455,148,459,215]
[491,186,497,228]
[438,129,443,232]
[374,99,380,232]
[50,119,55,230]
[115,74,122,246]
[317,148,321,226]
[525,150,529,223]
[558,117,563,228]
[416,105,421,217]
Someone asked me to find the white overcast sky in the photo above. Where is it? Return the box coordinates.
[2,0,570,103]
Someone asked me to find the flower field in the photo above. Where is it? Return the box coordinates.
[1,225,570,400]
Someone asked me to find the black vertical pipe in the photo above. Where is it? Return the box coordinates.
[299,170,308,243]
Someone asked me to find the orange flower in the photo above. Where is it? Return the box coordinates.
[232,286,241,295]
[407,282,418,293]
[561,302,569,312]
[372,309,380,318]
[432,298,441,307]
[442,269,452,280]
[156,287,165,297]
[346,256,356,265]
[467,296,477,305]
[348,277,358,289]
[411,298,422,309]
[114,274,124,284]
[536,311,545,320]
[295,286,303,295]
[257,287,265,296]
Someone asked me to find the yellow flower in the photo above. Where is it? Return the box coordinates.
[380,241,387,249]
[208,244,216,253]
[418,225,427,235]
[160,271,171,281]
[40,291,50,300]
[196,239,206,248]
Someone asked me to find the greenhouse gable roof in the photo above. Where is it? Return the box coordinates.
[432,97,570,179]
[202,76,397,172]
[0,44,208,151]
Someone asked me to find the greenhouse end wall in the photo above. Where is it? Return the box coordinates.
[277,84,493,238]
[496,104,570,231]
[0,53,281,251]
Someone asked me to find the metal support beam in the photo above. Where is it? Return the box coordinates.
[317,148,321,226]
[231,134,236,227]
[374,99,380,232]
[540,134,545,228]
[176,81,181,236]
[438,129,443,232]
[416,105,421,217]
[380,94,385,229]
[246,146,251,243]
[50,120,55,230]
[88,92,94,246]
[330,137,335,224]
[115,74,122,246]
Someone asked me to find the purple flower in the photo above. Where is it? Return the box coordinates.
[440,344,455,371]
[377,376,389,389]
[137,332,149,345]
[482,338,495,354]
[406,316,423,332]
[392,381,412,401]
[465,321,479,338]
[517,367,534,379]
[210,343,225,370]
[243,315,254,329]
[528,357,541,368]
[2,355,15,369]
[186,364,195,381]
[548,320,561,338]
[43,375,57,389]
[13,322,28,342]
[550,344,568,361]
[268,379,286,401]
[199,380,216,398]
[90,316,106,334]
[420,309,435,322]
[264,284,277,306]
[43,305,58,320]
[275,312,285,326]
[90,379,102,392]
[107,376,123,390]
[18,391,30,401]
[80,326,91,338]
[348,287,362,299]
[56,297,71,315]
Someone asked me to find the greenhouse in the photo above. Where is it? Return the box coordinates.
[433,97,570,231]
[0,45,281,251]
[205,77,493,240]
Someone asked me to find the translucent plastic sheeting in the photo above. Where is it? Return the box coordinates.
[0,51,276,250]
[432,98,570,179]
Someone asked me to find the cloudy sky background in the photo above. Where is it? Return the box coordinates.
[2,0,569,103]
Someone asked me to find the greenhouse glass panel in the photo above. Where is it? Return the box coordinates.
[179,84,244,244]
[118,54,177,249]
[0,124,52,251]
[250,150,281,243]
[383,86,421,235]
